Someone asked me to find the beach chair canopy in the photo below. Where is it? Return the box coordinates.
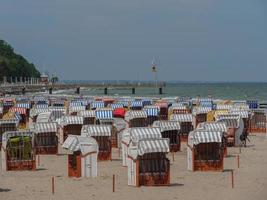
[128,138,170,159]
[170,114,193,122]
[125,110,147,121]
[152,120,181,132]
[32,122,58,133]
[81,125,112,137]
[59,116,84,126]
[188,130,223,147]
[62,135,98,155]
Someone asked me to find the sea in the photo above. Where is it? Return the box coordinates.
[54,82,267,101]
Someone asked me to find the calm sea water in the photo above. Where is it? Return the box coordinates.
[57,83,267,101]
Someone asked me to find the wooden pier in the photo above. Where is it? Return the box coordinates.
[0,82,165,95]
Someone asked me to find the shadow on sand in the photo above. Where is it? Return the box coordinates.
[0,188,11,192]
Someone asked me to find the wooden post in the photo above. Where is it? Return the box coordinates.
[52,177,55,194]
[231,170,234,189]
[172,152,175,162]
[112,174,115,192]
[239,146,241,154]
[237,155,240,168]
[38,155,40,166]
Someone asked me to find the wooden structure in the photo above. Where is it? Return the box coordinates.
[187,130,224,171]
[216,114,244,147]
[197,122,228,157]
[143,106,160,126]
[32,122,58,155]
[170,114,194,142]
[128,138,170,186]
[249,109,266,133]
[230,109,250,141]
[59,116,84,144]
[121,127,162,167]
[29,107,50,124]
[1,131,36,171]
[169,104,190,115]
[78,110,96,125]
[130,101,143,110]
[62,135,98,178]
[95,109,118,147]
[81,125,112,161]
[125,110,147,128]
[155,102,168,120]
[0,119,19,147]
[153,120,181,152]
[192,107,212,128]
[9,107,30,126]
[69,105,86,116]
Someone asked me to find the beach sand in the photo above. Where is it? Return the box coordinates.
[1,133,267,200]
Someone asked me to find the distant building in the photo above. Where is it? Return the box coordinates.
[40,73,49,84]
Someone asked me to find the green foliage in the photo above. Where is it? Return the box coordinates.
[0,39,40,82]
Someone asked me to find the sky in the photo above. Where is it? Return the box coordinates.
[0,0,267,82]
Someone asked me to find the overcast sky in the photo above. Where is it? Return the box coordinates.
[0,0,267,81]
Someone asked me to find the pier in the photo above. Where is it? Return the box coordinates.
[0,81,165,95]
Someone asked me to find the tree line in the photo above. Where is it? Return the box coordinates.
[0,39,40,82]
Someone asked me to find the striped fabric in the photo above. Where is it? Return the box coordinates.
[91,101,105,109]
[170,114,193,122]
[2,130,34,144]
[169,105,188,111]
[125,110,147,121]
[199,101,213,108]
[50,107,66,113]
[50,110,65,121]
[130,101,143,108]
[3,101,14,106]
[130,127,162,142]
[36,112,52,123]
[138,138,170,156]
[14,112,22,121]
[60,116,84,126]
[69,105,86,113]
[214,110,229,119]
[110,103,124,109]
[78,110,95,118]
[70,101,83,107]
[52,100,65,107]
[215,114,240,121]
[95,109,113,119]
[62,135,80,152]
[81,125,112,136]
[117,101,129,107]
[143,106,159,116]
[0,119,19,125]
[215,104,233,110]
[230,110,249,118]
[34,122,58,133]
[152,120,181,132]
[217,118,239,128]
[16,103,31,109]
[142,99,152,107]
[10,107,27,115]
[193,107,212,115]
[246,100,258,109]
[191,130,223,145]
[198,122,227,132]
[36,104,49,109]
[30,108,50,117]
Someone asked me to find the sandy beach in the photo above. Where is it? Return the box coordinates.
[0,133,266,200]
